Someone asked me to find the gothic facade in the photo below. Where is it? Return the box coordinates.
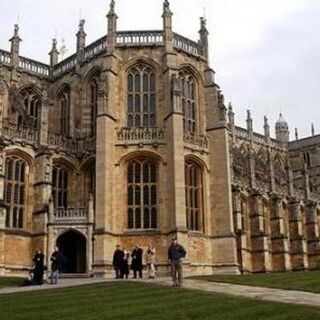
[0,1,319,276]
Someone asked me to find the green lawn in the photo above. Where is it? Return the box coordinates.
[0,282,319,320]
[0,277,25,288]
[193,271,320,293]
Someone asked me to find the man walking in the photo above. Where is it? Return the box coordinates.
[168,237,186,287]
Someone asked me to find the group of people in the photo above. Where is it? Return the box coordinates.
[113,238,187,287]
[29,237,187,287]
[112,244,156,279]
[28,246,63,286]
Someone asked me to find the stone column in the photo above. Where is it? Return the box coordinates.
[249,192,271,272]
[305,200,320,269]
[269,195,291,271]
[46,195,55,272]
[165,73,187,235]
[87,193,94,274]
[0,140,6,274]
[39,90,49,145]
[93,60,117,275]
[206,70,238,274]
[288,199,309,270]
[33,148,53,266]
[232,188,250,272]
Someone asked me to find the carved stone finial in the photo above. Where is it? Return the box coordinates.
[14,24,19,37]
[311,123,315,136]
[200,17,208,32]
[228,102,233,112]
[110,0,115,13]
[79,19,85,31]
[264,116,270,138]
[246,109,253,132]
[295,128,298,140]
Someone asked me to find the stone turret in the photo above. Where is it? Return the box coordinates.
[275,113,289,143]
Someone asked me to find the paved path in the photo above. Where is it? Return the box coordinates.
[1,277,320,308]
[148,278,320,308]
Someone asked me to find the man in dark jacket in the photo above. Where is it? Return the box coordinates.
[32,249,45,285]
[131,244,143,279]
[50,246,63,285]
[168,238,186,286]
[113,245,125,279]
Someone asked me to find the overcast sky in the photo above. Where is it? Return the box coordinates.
[1,0,319,139]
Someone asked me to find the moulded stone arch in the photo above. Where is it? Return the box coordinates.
[177,63,205,87]
[79,156,96,172]
[55,227,88,240]
[55,83,71,98]
[117,150,166,166]
[185,153,209,172]
[52,156,78,173]
[5,147,35,170]
[82,66,102,87]
[18,84,42,97]
[121,57,162,77]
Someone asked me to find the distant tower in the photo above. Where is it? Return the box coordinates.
[275,113,289,143]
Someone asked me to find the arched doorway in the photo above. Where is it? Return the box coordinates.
[56,230,87,274]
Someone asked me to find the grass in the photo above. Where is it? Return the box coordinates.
[0,277,25,288]
[193,271,320,293]
[0,282,319,320]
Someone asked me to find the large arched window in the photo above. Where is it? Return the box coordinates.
[4,156,27,229]
[179,71,196,134]
[58,87,70,136]
[18,88,41,129]
[185,161,203,231]
[89,78,98,136]
[127,159,157,229]
[52,165,68,208]
[127,64,156,128]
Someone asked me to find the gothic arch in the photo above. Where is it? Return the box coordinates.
[121,57,162,77]
[185,154,209,172]
[117,150,165,166]
[5,148,34,169]
[18,84,42,97]
[82,66,102,87]
[52,156,78,173]
[55,227,88,239]
[177,64,204,86]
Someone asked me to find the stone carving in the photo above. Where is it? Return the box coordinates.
[233,144,250,185]
[273,153,288,194]
[218,90,227,121]
[9,84,24,114]
[254,148,270,190]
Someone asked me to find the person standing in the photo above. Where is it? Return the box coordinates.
[146,244,156,279]
[50,246,63,285]
[32,249,45,285]
[121,247,130,279]
[168,238,186,287]
[113,245,125,279]
[131,244,143,279]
